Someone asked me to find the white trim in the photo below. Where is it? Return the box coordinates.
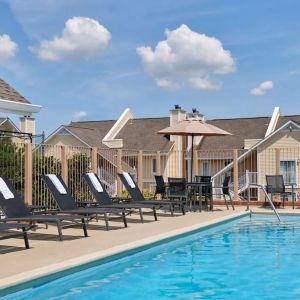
[0,117,20,132]
[44,126,91,148]
[265,106,280,137]
[102,108,133,148]
[0,98,41,116]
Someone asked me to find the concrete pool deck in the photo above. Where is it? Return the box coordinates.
[1,205,297,291]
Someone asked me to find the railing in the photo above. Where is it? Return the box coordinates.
[1,139,300,208]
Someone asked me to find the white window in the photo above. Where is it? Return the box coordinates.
[280,160,297,185]
[201,162,210,176]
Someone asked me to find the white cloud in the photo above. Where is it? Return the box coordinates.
[156,78,180,91]
[136,24,235,90]
[251,81,273,96]
[0,34,18,63]
[30,16,111,61]
[72,111,87,121]
[188,77,222,90]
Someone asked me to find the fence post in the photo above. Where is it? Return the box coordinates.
[156,151,161,176]
[24,142,32,205]
[182,137,187,178]
[117,149,122,197]
[61,145,68,185]
[138,150,143,190]
[233,149,239,201]
[275,148,280,175]
[91,147,98,174]
[194,150,199,177]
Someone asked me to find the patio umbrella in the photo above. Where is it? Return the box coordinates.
[157,117,232,180]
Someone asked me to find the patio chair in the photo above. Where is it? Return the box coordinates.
[82,172,158,222]
[118,172,185,216]
[167,177,187,202]
[0,223,35,249]
[0,177,88,241]
[265,175,294,208]
[194,176,212,210]
[212,176,235,210]
[43,174,128,230]
[154,175,166,199]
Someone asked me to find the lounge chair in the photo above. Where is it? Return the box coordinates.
[118,172,186,216]
[43,174,128,230]
[0,223,35,249]
[82,173,158,222]
[0,177,88,241]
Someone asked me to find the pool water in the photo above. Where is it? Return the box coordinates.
[4,214,300,299]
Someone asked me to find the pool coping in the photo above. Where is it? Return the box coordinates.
[0,211,249,294]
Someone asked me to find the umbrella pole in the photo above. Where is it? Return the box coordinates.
[190,134,194,181]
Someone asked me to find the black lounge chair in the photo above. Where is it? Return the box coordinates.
[82,173,158,222]
[118,172,186,216]
[0,223,35,249]
[43,174,128,230]
[0,177,88,241]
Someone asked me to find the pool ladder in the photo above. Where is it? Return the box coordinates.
[247,184,281,222]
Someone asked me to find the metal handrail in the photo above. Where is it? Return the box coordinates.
[250,183,281,222]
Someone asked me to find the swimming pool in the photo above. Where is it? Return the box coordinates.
[3,213,300,299]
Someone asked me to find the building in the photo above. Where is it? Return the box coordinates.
[44,105,300,200]
[0,78,42,140]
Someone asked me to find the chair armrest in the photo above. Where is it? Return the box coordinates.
[76,200,98,207]
[111,197,131,203]
[285,183,296,188]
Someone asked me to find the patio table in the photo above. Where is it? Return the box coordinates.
[186,182,213,212]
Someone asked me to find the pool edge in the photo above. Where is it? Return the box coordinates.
[0,211,249,295]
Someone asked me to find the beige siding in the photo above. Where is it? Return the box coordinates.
[258,131,300,186]
[244,139,262,149]
[46,134,87,148]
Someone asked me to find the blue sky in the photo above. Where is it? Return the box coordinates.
[0,0,300,135]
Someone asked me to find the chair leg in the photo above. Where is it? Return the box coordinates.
[293,193,295,210]
[139,208,144,223]
[22,227,30,249]
[223,195,229,210]
[170,204,174,216]
[153,207,158,221]
[182,203,186,215]
[229,193,235,210]
[104,213,109,231]
[82,218,88,237]
[57,221,63,241]
[122,211,128,228]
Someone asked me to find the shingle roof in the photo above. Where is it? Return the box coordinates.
[0,79,31,104]
[66,117,173,151]
[116,117,173,151]
[200,117,271,150]
[65,114,300,151]
[66,120,116,147]
[276,115,300,129]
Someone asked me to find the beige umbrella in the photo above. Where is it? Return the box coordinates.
[158,117,232,179]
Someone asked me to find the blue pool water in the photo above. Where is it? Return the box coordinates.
[4,214,300,299]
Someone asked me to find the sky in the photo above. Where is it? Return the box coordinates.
[0,0,300,136]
